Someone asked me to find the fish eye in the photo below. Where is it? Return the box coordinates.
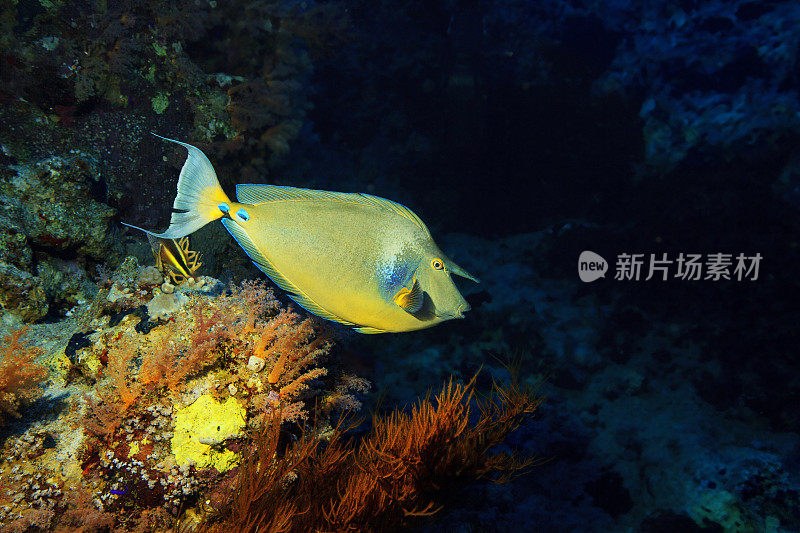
[431,258,444,270]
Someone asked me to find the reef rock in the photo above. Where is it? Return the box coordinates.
[0,261,47,322]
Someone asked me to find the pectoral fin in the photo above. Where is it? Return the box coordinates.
[393,277,423,314]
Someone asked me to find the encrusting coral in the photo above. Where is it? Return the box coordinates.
[171,394,246,471]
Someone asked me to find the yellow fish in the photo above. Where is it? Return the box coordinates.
[126,135,478,333]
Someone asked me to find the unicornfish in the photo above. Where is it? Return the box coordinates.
[125,134,478,333]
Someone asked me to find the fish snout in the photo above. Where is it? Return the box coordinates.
[446,302,471,319]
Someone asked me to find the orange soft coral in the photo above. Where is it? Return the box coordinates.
[0,327,48,424]
[86,281,333,438]
[247,307,331,425]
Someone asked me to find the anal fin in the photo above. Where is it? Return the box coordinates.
[355,326,387,334]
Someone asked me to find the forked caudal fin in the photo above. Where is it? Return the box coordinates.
[122,134,232,239]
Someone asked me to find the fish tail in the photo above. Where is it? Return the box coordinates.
[122,134,232,239]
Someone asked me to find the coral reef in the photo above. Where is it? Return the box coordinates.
[0,261,349,530]
[0,154,117,321]
[0,263,48,323]
[1,0,798,530]
[0,254,540,531]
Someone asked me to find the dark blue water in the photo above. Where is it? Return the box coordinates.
[1,1,798,531]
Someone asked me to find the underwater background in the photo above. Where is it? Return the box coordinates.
[1,0,799,531]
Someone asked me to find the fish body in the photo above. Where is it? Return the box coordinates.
[126,135,478,333]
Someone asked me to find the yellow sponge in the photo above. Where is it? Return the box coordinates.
[171,394,246,471]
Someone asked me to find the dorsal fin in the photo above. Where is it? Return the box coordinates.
[235,184,430,236]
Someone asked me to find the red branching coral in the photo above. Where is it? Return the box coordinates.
[209,372,541,532]
[0,327,48,425]
[83,331,145,439]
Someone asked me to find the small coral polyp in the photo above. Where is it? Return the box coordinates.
[95,406,202,515]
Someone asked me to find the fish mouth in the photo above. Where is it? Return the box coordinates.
[436,303,471,320]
